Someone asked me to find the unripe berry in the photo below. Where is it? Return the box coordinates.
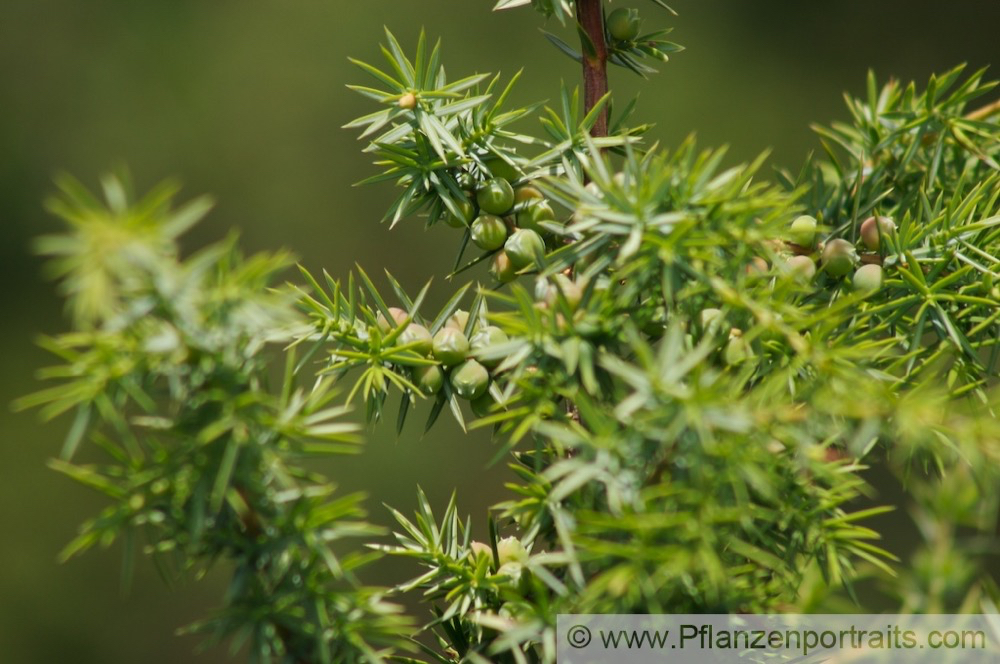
[399,323,433,355]
[763,238,785,255]
[534,276,553,302]
[470,326,509,368]
[516,199,555,234]
[724,330,751,366]
[852,263,883,293]
[470,392,495,418]
[496,536,528,565]
[398,92,416,109]
[745,256,769,279]
[483,157,521,183]
[699,308,723,330]
[377,307,408,333]
[477,178,515,215]
[456,171,475,190]
[412,365,444,395]
[789,215,818,248]
[607,7,641,41]
[432,327,470,366]
[514,185,544,204]
[497,561,524,584]
[470,214,509,251]
[498,561,532,594]
[450,359,490,400]
[443,198,475,228]
[490,250,517,283]
[821,239,857,277]
[468,540,492,563]
[504,229,545,269]
[498,602,520,620]
[786,255,817,281]
[545,274,583,310]
[859,216,896,251]
[446,310,470,332]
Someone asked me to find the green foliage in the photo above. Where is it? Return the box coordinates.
[19,174,410,663]
[21,4,1000,664]
[788,66,1000,396]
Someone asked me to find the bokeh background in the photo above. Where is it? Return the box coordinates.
[2,1,998,661]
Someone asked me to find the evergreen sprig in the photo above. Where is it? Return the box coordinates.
[21,4,1000,663]
[19,174,411,663]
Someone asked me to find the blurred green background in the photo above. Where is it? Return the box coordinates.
[2,1,998,661]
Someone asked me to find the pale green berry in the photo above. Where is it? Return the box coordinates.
[490,251,517,284]
[852,263,883,293]
[477,178,515,216]
[516,200,555,234]
[456,171,475,190]
[859,216,896,251]
[399,323,433,356]
[471,214,508,251]
[412,365,444,395]
[377,307,408,333]
[513,185,544,204]
[470,326,509,368]
[498,603,518,620]
[450,359,489,400]
[470,392,495,418]
[468,541,492,563]
[497,561,523,584]
[745,256,769,279]
[496,536,528,565]
[504,229,545,269]
[786,255,817,281]
[607,7,641,41]
[443,198,475,228]
[534,276,553,302]
[446,310,470,332]
[821,239,857,277]
[789,215,818,248]
[544,274,583,310]
[724,330,751,365]
[699,308,723,329]
[483,157,521,183]
[432,327,470,366]
[398,92,416,109]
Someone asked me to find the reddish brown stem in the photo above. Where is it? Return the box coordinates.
[563,0,609,428]
[577,0,609,138]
